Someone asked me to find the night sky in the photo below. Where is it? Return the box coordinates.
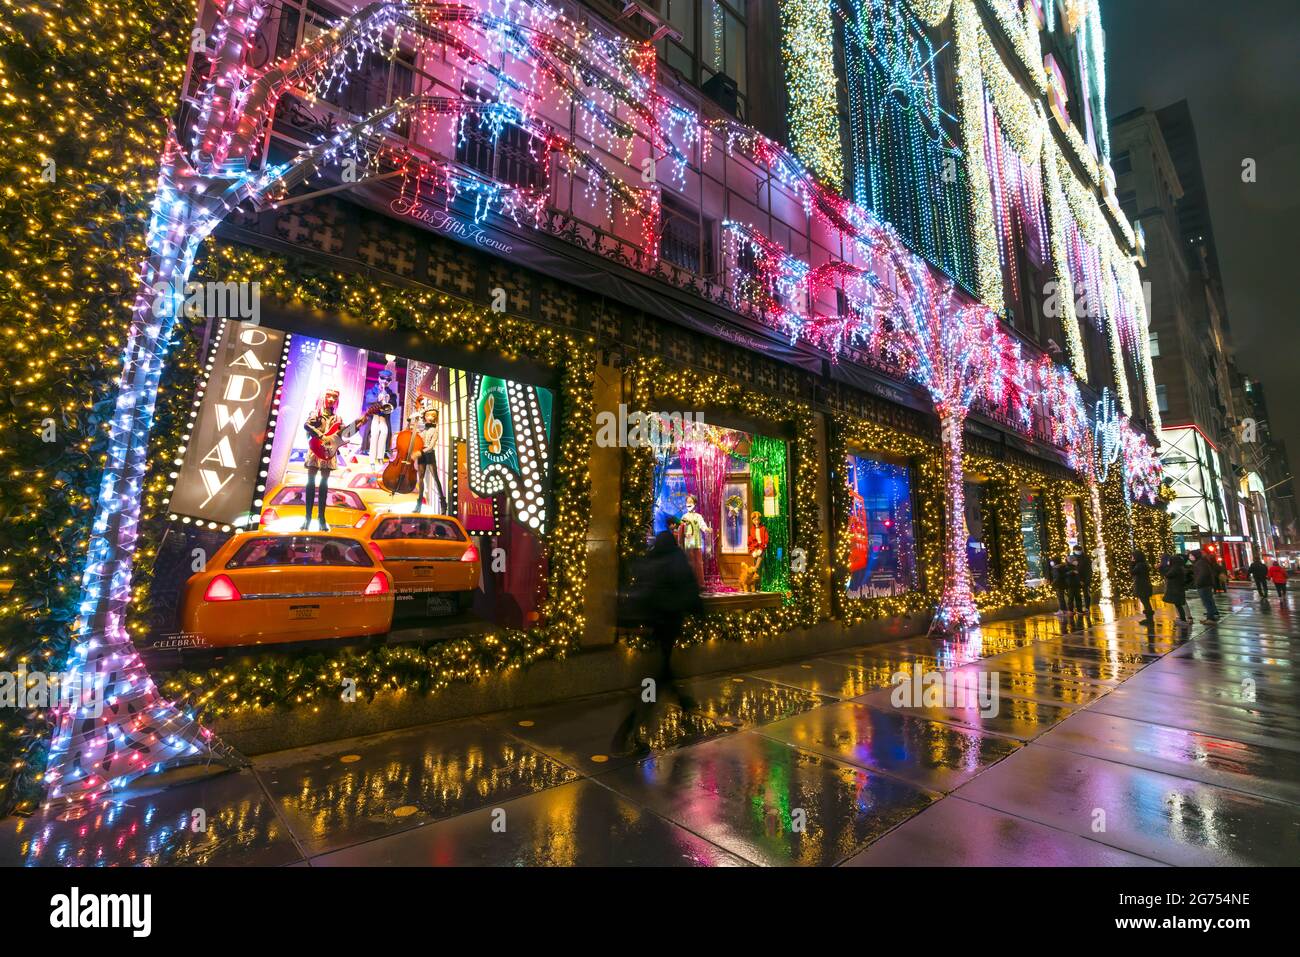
[1102,0,1300,491]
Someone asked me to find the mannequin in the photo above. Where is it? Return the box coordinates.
[362,363,399,464]
[301,388,363,530]
[410,406,447,514]
[676,494,709,588]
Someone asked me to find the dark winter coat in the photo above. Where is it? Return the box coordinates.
[1074,551,1093,583]
[1248,561,1269,583]
[1192,556,1217,590]
[1131,557,1153,599]
[642,531,705,620]
[1162,559,1189,604]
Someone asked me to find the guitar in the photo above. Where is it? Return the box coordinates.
[308,402,385,461]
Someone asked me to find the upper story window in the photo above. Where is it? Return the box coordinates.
[660,0,748,116]
[1148,330,1161,358]
[1111,151,1132,175]
[454,84,548,192]
[1118,189,1138,221]
[660,192,715,276]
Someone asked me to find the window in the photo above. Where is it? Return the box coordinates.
[227,536,373,569]
[372,517,466,541]
[1148,331,1160,357]
[1020,488,1048,586]
[649,423,790,595]
[965,482,991,593]
[660,193,715,275]
[271,486,366,511]
[454,117,547,192]
[1118,189,1138,221]
[1111,151,1132,176]
[1157,383,1169,413]
[844,454,918,599]
[454,84,547,192]
[660,0,748,114]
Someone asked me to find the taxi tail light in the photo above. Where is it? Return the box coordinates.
[367,542,385,562]
[354,513,370,528]
[460,546,479,563]
[364,572,390,596]
[204,574,241,602]
[260,508,278,526]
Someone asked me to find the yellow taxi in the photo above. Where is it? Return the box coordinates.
[358,512,481,617]
[258,481,371,531]
[180,529,394,647]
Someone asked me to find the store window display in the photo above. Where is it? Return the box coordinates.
[1020,487,1048,586]
[965,480,991,593]
[150,324,556,653]
[650,420,791,595]
[844,453,918,599]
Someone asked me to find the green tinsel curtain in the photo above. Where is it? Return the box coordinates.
[749,434,791,592]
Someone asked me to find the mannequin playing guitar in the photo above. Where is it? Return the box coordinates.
[301,387,382,531]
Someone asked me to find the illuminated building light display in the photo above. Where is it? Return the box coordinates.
[779,0,844,190]
[18,0,1169,812]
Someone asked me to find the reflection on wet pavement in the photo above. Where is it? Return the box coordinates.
[313,779,748,866]
[1,770,300,867]
[593,732,934,866]
[954,743,1300,866]
[756,702,1020,793]
[4,598,1297,866]
[256,720,579,856]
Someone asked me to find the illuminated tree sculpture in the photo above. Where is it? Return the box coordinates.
[850,225,1030,632]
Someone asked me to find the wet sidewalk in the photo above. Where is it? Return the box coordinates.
[6,592,1299,866]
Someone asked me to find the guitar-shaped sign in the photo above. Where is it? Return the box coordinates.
[308,401,386,461]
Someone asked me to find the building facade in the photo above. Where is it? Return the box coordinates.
[6,0,1180,809]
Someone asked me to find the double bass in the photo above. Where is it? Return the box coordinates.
[381,419,423,494]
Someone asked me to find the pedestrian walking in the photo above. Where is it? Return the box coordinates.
[1268,561,1289,600]
[1248,555,1270,598]
[1066,555,1084,618]
[1162,553,1190,624]
[1192,550,1221,622]
[1131,549,1155,619]
[1047,557,1066,615]
[1073,544,1093,610]
[612,529,704,755]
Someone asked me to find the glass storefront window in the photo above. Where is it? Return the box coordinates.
[650,421,788,595]
[844,453,917,599]
[1020,487,1047,586]
[965,481,991,593]
[1063,496,1083,549]
[154,325,555,653]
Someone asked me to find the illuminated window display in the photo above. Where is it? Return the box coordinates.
[150,322,554,653]
[1020,487,1048,586]
[1063,496,1084,549]
[650,422,790,595]
[965,481,991,593]
[844,453,918,599]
